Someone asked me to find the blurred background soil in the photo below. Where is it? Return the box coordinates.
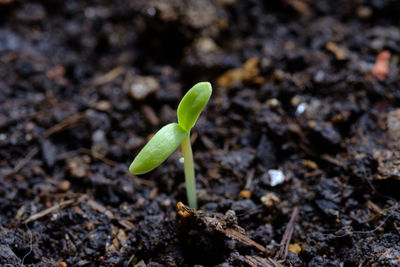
[0,0,399,266]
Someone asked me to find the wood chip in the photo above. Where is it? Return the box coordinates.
[118,219,134,229]
[217,57,261,87]
[261,193,280,208]
[326,42,348,60]
[91,100,111,111]
[148,187,158,200]
[141,105,159,126]
[302,159,318,170]
[284,0,311,18]
[15,205,26,219]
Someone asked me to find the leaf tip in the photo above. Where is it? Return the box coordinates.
[196,81,212,95]
[129,159,144,175]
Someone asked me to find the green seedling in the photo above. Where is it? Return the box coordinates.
[129,82,212,209]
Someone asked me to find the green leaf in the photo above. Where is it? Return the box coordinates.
[129,123,188,174]
[177,82,212,132]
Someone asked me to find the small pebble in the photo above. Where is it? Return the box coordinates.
[137,197,145,206]
[194,37,219,53]
[25,122,35,131]
[268,169,285,186]
[161,198,171,207]
[296,102,308,115]
[91,129,108,156]
[266,98,279,107]
[314,70,325,82]
[58,180,71,192]
[67,156,90,178]
[128,75,160,100]
[356,6,372,18]
[261,193,280,207]
[93,100,111,111]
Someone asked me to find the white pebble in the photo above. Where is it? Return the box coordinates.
[296,102,308,115]
[129,76,160,100]
[268,169,285,187]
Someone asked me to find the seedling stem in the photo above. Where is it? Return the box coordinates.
[181,134,197,209]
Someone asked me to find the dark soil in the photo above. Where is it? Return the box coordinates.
[1,0,400,266]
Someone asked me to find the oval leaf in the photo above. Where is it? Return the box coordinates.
[129,123,187,174]
[177,82,212,132]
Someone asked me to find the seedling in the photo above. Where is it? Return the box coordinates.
[129,82,212,209]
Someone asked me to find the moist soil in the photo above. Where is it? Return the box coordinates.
[1,1,400,266]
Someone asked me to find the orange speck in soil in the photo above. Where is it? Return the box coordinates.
[372,50,390,80]
[239,190,252,199]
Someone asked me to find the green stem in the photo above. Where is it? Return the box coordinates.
[181,133,197,209]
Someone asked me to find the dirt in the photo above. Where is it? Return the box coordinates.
[0,0,399,266]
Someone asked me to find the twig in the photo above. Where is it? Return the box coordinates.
[320,154,346,169]
[23,199,74,224]
[4,147,39,177]
[56,148,118,167]
[244,168,255,189]
[92,66,124,86]
[244,255,278,267]
[78,148,118,167]
[275,207,299,260]
[0,111,45,130]
[299,143,347,170]
[42,113,85,138]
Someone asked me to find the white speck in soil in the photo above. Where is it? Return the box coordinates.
[296,102,308,115]
[268,169,285,187]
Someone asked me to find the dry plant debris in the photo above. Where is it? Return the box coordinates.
[176,202,266,253]
[217,57,264,87]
